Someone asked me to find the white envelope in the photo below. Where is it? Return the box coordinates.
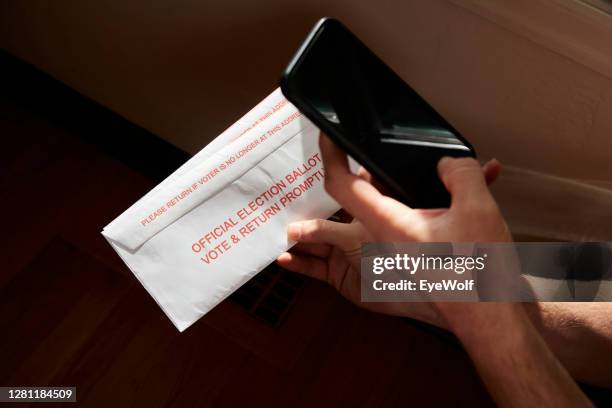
[102,88,340,331]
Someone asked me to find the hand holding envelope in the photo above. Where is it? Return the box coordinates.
[102,88,342,331]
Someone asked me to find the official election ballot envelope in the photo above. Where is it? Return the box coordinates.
[102,88,340,331]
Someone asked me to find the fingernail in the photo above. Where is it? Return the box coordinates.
[277,252,291,263]
[438,156,452,169]
[287,223,302,240]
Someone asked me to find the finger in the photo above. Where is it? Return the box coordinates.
[291,241,332,258]
[276,252,328,281]
[319,133,411,230]
[288,219,361,252]
[437,156,493,209]
[482,158,502,186]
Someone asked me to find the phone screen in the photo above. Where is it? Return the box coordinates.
[284,19,474,208]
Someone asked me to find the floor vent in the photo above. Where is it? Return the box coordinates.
[230,264,304,327]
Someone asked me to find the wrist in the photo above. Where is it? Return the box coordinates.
[436,302,529,345]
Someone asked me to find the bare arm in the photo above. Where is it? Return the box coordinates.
[440,302,593,407]
[525,302,612,387]
[278,133,601,406]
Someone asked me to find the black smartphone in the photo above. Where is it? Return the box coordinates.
[280,17,475,208]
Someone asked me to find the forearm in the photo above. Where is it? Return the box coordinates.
[417,301,612,387]
[439,303,592,407]
[524,302,612,387]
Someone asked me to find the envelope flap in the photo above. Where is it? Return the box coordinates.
[102,88,314,251]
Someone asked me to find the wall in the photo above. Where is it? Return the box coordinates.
[2,0,611,239]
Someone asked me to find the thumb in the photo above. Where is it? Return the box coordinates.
[437,157,493,209]
[288,219,363,254]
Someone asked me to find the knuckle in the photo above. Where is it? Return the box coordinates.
[453,157,480,169]
[311,218,328,233]
[303,219,323,237]
[448,163,477,180]
[444,158,480,180]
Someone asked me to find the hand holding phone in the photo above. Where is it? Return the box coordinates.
[280,18,475,208]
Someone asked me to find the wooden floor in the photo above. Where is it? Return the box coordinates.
[0,58,498,407]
